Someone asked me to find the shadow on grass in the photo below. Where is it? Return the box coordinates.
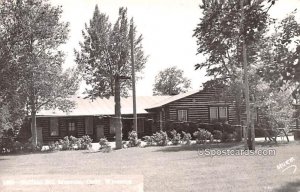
[0,150,58,156]
[256,140,300,148]
[274,180,300,192]
[154,142,245,153]
[82,150,103,154]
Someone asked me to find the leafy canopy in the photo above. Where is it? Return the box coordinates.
[153,66,191,96]
[0,0,79,139]
[193,0,269,80]
[75,6,147,98]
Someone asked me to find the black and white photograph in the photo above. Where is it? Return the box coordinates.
[0,0,300,191]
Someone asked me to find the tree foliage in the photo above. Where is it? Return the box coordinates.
[0,0,79,144]
[257,11,300,100]
[75,6,147,98]
[153,66,191,95]
[254,83,294,128]
[193,0,300,130]
[193,0,269,80]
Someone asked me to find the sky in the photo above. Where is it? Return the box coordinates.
[49,0,300,96]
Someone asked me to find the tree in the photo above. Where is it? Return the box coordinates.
[0,0,79,146]
[75,6,147,149]
[193,0,275,150]
[153,66,191,95]
[257,10,300,99]
[254,83,295,129]
[75,6,147,98]
[194,0,269,79]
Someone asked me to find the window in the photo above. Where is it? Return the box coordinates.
[50,118,59,136]
[68,122,76,136]
[209,106,228,122]
[68,122,75,131]
[209,107,218,121]
[219,107,227,120]
[137,118,145,133]
[178,110,188,122]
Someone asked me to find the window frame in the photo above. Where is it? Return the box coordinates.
[209,106,229,123]
[177,109,188,122]
[219,106,228,120]
[209,107,219,122]
[67,121,77,137]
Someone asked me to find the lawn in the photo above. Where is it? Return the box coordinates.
[0,141,299,192]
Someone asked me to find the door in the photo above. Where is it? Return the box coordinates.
[96,125,104,140]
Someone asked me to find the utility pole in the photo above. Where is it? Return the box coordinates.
[130,23,137,133]
[240,0,255,150]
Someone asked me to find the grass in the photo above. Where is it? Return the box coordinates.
[0,141,300,192]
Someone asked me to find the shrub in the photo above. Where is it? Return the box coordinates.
[99,137,109,148]
[127,131,141,147]
[59,136,71,150]
[212,130,223,141]
[23,142,42,152]
[99,137,111,152]
[170,130,181,145]
[182,131,191,145]
[0,136,14,153]
[48,141,60,151]
[198,123,214,133]
[122,141,128,148]
[164,121,198,138]
[227,133,235,142]
[58,136,92,150]
[12,141,23,152]
[143,136,153,146]
[193,128,212,144]
[69,136,79,150]
[223,123,235,133]
[221,132,235,142]
[152,131,169,146]
[78,135,93,150]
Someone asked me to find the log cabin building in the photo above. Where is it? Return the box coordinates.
[24,86,246,144]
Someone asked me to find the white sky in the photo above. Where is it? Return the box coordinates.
[49,0,300,96]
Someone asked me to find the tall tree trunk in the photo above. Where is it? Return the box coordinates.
[30,103,37,146]
[115,76,122,149]
[241,0,255,150]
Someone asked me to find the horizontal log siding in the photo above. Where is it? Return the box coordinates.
[37,114,154,143]
[76,117,85,137]
[166,89,239,124]
[39,117,86,143]
[38,118,52,142]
